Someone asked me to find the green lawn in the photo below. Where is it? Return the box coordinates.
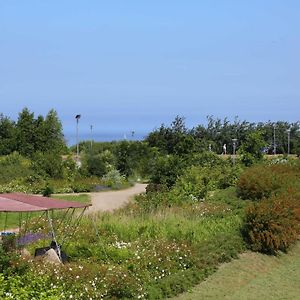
[0,212,22,230]
[174,241,300,300]
[52,193,91,204]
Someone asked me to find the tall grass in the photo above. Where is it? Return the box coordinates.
[91,209,242,244]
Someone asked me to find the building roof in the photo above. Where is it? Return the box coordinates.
[0,193,91,212]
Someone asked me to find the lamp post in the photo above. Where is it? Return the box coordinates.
[90,125,93,151]
[216,131,221,154]
[232,138,237,165]
[273,124,276,155]
[75,114,81,161]
[287,128,291,155]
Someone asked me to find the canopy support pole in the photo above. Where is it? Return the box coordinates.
[61,207,87,247]
[4,212,8,232]
[92,215,100,239]
[23,212,30,235]
[46,210,62,262]
[56,208,70,233]
[59,208,75,244]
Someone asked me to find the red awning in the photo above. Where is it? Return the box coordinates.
[0,193,91,212]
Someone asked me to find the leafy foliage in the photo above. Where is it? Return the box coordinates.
[0,108,66,157]
[237,163,300,200]
[240,161,300,254]
[238,130,266,166]
[243,195,300,254]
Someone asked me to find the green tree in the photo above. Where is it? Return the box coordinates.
[150,154,185,188]
[0,114,16,155]
[82,150,115,177]
[31,151,64,179]
[238,130,266,166]
[16,108,36,157]
[42,109,66,153]
[146,116,198,156]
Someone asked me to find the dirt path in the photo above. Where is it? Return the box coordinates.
[86,183,147,214]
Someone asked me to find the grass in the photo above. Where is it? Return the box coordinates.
[52,193,91,204]
[174,241,300,300]
[91,200,242,243]
[0,212,21,230]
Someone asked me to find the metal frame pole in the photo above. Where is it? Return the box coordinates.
[273,125,276,155]
[61,207,87,246]
[90,125,93,151]
[76,118,79,160]
[287,129,291,155]
[46,210,62,262]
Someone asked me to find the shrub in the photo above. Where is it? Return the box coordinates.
[102,169,126,189]
[237,163,300,200]
[242,195,300,254]
[172,164,242,202]
[172,166,215,200]
[149,154,185,188]
[31,151,64,179]
[0,152,32,184]
[146,183,168,194]
[42,184,53,197]
[237,165,278,200]
[237,130,266,166]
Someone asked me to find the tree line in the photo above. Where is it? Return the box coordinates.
[146,116,300,156]
[0,108,66,157]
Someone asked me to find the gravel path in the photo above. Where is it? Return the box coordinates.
[86,183,147,214]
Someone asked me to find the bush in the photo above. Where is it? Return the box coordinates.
[237,165,279,200]
[102,169,126,189]
[1,234,17,252]
[149,154,185,188]
[172,166,215,200]
[242,195,300,254]
[31,151,64,179]
[42,184,53,197]
[237,130,266,166]
[172,164,241,202]
[237,163,300,200]
[0,152,32,184]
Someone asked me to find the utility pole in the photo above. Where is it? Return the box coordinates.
[75,114,81,162]
[273,124,276,155]
[287,128,291,155]
[90,125,93,151]
[232,138,237,165]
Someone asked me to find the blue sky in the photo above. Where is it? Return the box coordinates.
[1,1,300,142]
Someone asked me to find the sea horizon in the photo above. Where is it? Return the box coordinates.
[64,131,148,146]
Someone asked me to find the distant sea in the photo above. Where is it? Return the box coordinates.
[64,131,148,146]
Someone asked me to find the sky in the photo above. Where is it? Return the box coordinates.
[0,1,300,144]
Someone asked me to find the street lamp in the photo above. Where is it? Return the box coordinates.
[90,125,93,151]
[287,128,291,155]
[232,138,237,165]
[273,124,276,155]
[75,114,81,161]
[216,131,221,154]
